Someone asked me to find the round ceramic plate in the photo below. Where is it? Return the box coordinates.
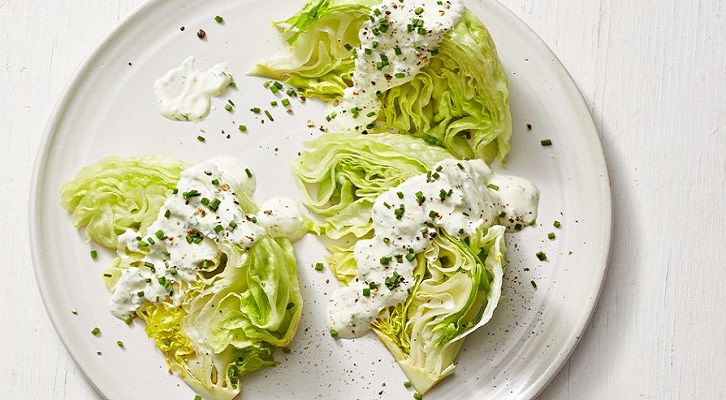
[30,0,611,399]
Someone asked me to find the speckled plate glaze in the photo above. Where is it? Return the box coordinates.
[30,0,611,399]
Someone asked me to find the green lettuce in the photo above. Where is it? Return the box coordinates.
[292,133,507,393]
[62,157,303,400]
[60,155,188,248]
[292,132,451,241]
[374,226,505,393]
[253,0,512,163]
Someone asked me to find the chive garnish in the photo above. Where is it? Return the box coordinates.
[397,191,404,199]
[553,220,561,228]
[155,230,167,240]
[224,104,233,112]
[182,189,201,199]
[380,256,392,265]
[541,139,553,146]
[90,250,98,259]
[103,273,112,278]
[228,220,237,231]
[344,43,353,51]
[214,15,224,23]
[264,110,274,121]
[91,327,100,336]
[487,183,500,191]
[536,251,547,261]
[395,72,405,78]
[213,224,224,233]
[137,291,144,297]
[281,98,291,107]
[197,135,206,142]
[250,107,261,113]
[200,197,210,206]
[362,288,371,297]
[405,252,415,262]
[270,101,278,106]
[238,124,247,132]
[404,381,412,388]
[330,329,338,338]
[164,209,171,218]
[245,168,253,178]
[530,280,538,289]
[414,7,424,14]
[208,198,221,212]
[314,262,324,271]
[548,232,556,240]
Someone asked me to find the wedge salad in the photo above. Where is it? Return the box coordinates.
[254,0,540,394]
[61,155,305,400]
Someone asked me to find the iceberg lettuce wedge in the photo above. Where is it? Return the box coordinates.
[62,156,303,400]
[254,0,512,163]
[292,133,508,393]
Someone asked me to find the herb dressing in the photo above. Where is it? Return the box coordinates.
[328,0,464,132]
[327,158,539,338]
[153,57,234,122]
[110,156,305,319]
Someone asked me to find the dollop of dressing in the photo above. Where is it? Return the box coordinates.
[153,57,234,122]
[110,156,305,319]
[327,159,539,338]
[328,0,464,132]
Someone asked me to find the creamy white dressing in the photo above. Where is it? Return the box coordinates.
[110,156,305,320]
[328,0,464,132]
[327,159,539,338]
[153,57,234,122]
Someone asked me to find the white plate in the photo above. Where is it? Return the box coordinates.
[30,0,611,399]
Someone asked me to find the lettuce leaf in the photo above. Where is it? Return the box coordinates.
[292,132,451,240]
[253,1,512,163]
[62,157,302,400]
[60,155,188,248]
[373,226,506,393]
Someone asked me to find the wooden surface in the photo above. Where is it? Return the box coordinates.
[1,0,724,399]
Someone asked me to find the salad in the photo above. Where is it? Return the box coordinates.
[254,0,540,395]
[61,155,305,400]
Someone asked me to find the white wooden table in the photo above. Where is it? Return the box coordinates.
[1,0,724,399]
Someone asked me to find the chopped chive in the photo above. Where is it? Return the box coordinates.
[553,220,561,228]
[432,172,440,179]
[286,302,295,310]
[172,188,178,194]
[404,381,412,388]
[429,210,437,219]
[164,209,171,218]
[415,7,424,14]
[457,162,464,170]
[213,224,224,233]
[273,81,283,90]
[224,103,233,112]
[397,191,404,199]
[263,81,271,88]
[541,139,553,146]
[208,198,221,212]
[250,107,261,113]
[238,124,247,132]
[155,230,167,240]
[498,211,506,218]
[264,110,274,121]
[536,251,547,261]
[394,205,405,219]
[194,396,202,400]
[137,291,144,297]
[414,392,423,400]
[286,89,297,97]
[146,237,155,245]
[214,15,224,23]
[362,288,371,297]
[245,168,253,178]
[439,189,448,201]
[228,220,238,231]
[383,202,391,209]
[211,178,219,185]
[369,281,378,289]
[417,27,427,35]
[91,327,101,335]
[103,273,112,278]
[405,252,415,262]
[144,261,155,272]
[314,262,324,271]
[530,280,538,289]
[330,329,338,338]
[116,340,124,347]
[395,72,405,78]
[200,197,210,206]
[197,135,206,142]
[372,40,379,49]
[394,46,402,55]
[487,183,500,191]
[124,316,134,325]
[270,100,278,106]
[343,43,353,51]
[380,256,392,265]
[281,98,291,107]
[227,99,235,106]
[90,250,98,259]
[383,237,390,244]
[395,254,403,263]
[366,111,376,117]
[514,223,523,231]
[548,232,556,240]
[182,189,200,199]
